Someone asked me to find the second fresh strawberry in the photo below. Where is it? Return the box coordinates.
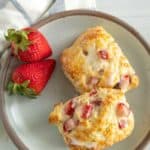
[5,27,52,62]
[7,59,56,98]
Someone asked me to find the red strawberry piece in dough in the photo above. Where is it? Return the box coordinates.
[5,28,52,62]
[116,103,130,117]
[97,50,109,60]
[64,101,75,116]
[119,75,131,90]
[89,89,97,96]
[81,104,94,119]
[8,59,56,98]
[63,118,77,132]
[87,77,99,86]
[118,119,127,129]
[91,99,102,106]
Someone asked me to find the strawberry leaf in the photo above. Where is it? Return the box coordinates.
[7,80,37,99]
[5,28,32,54]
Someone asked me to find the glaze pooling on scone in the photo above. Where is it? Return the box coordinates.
[49,88,134,150]
[61,26,139,93]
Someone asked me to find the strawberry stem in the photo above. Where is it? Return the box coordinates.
[5,28,31,54]
[7,80,37,99]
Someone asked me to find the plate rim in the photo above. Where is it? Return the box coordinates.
[0,9,149,150]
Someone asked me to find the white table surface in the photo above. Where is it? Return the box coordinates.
[0,0,149,149]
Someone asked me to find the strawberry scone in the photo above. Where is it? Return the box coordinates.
[49,88,134,150]
[61,26,139,93]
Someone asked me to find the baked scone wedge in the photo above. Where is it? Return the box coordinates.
[49,88,134,150]
[61,26,139,93]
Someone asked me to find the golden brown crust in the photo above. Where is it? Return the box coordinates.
[49,88,134,150]
[61,26,139,93]
[49,103,63,124]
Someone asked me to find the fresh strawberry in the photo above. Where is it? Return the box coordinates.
[7,59,56,98]
[5,28,52,62]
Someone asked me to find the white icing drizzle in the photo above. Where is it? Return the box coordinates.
[71,138,97,148]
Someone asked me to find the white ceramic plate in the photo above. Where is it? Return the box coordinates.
[0,10,150,150]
